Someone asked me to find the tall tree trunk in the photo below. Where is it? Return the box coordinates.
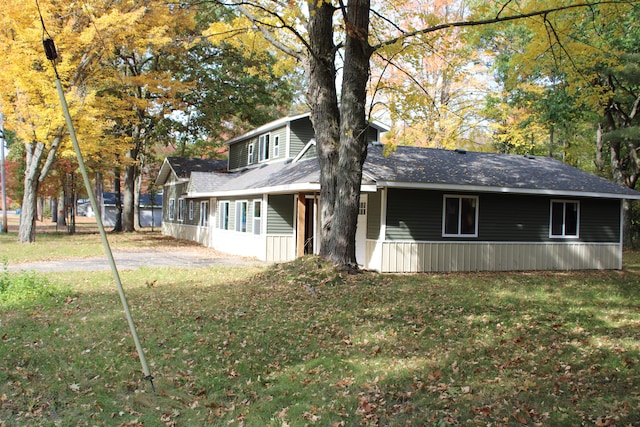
[307,0,374,269]
[56,191,66,227]
[18,174,38,243]
[331,0,373,268]
[95,171,103,220]
[113,167,123,232]
[307,0,340,260]
[18,133,62,243]
[123,161,136,232]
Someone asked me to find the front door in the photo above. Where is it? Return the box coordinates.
[304,197,315,254]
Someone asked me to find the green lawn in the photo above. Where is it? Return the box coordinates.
[1,230,639,426]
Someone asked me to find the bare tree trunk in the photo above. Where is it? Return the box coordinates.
[18,133,62,242]
[331,0,373,269]
[95,171,103,219]
[123,162,136,232]
[57,191,66,227]
[306,0,373,269]
[307,0,340,260]
[113,167,123,232]
[18,174,38,243]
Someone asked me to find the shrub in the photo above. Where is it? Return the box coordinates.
[0,260,71,308]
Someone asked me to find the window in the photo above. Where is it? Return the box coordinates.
[169,198,175,220]
[273,136,280,158]
[359,201,367,215]
[188,201,194,221]
[258,134,270,162]
[248,143,255,165]
[219,201,230,230]
[199,201,209,227]
[550,200,579,238]
[178,198,185,221]
[253,200,262,235]
[443,195,478,237]
[236,201,248,232]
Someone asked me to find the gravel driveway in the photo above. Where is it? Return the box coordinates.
[6,248,265,273]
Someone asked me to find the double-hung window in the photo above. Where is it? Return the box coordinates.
[219,201,230,230]
[169,198,175,220]
[253,200,262,235]
[188,201,194,221]
[258,134,270,162]
[248,143,255,165]
[199,201,209,227]
[442,195,479,237]
[235,201,248,232]
[177,198,185,221]
[273,136,280,158]
[550,200,579,238]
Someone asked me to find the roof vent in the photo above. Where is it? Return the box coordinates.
[454,148,467,154]
[524,154,536,159]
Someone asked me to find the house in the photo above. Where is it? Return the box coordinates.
[156,112,640,272]
[88,192,164,228]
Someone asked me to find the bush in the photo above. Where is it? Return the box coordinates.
[0,260,71,308]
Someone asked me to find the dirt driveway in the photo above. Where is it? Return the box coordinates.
[3,215,265,273]
[6,247,264,273]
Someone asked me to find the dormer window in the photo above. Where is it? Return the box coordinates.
[273,136,280,158]
[248,143,255,164]
[258,134,270,162]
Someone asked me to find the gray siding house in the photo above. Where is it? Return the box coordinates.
[156,113,640,272]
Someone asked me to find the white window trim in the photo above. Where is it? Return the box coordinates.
[549,199,580,239]
[248,143,255,165]
[188,200,194,221]
[258,133,270,162]
[273,136,280,158]
[235,200,248,232]
[169,198,175,220]
[219,201,230,230]
[199,201,209,227]
[442,194,479,238]
[177,198,185,221]
[253,199,262,235]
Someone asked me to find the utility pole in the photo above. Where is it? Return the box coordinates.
[1,113,8,233]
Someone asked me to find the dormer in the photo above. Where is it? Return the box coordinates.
[225,112,388,172]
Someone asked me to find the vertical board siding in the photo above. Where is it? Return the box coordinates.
[375,241,620,273]
[266,236,294,263]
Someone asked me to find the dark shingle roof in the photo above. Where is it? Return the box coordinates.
[167,157,227,178]
[155,157,227,186]
[173,146,640,200]
[364,146,640,199]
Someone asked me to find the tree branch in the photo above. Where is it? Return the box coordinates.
[372,1,635,52]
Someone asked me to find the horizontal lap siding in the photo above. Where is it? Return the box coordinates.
[386,189,441,240]
[290,118,315,158]
[267,194,294,234]
[367,191,381,240]
[385,189,621,243]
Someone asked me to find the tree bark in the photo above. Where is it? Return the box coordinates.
[305,0,374,269]
[112,167,123,232]
[331,0,373,268]
[123,161,136,232]
[306,0,340,260]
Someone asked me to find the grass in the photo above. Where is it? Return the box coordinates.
[1,227,639,426]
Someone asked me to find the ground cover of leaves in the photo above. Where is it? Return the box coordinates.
[1,256,639,426]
